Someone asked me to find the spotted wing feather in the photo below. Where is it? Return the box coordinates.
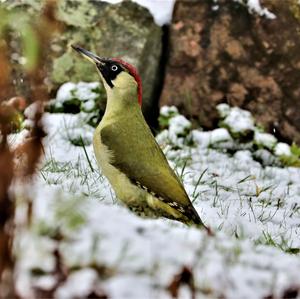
[100,111,204,226]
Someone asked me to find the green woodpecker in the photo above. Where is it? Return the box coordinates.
[72,45,209,230]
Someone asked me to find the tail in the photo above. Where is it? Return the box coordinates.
[185,206,214,236]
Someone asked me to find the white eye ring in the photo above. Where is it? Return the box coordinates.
[111,65,118,71]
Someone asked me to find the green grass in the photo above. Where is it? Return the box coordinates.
[40,146,105,199]
[255,231,300,254]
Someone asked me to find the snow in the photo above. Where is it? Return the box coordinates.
[254,131,277,150]
[191,130,211,148]
[24,102,40,119]
[134,0,176,26]
[32,275,57,291]
[157,114,192,148]
[222,106,255,134]
[160,105,178,117]
[210,128,233,144]
[168,115,191,135]
[10,91,300,298]
[103,0,176,26]
[191,128,233,149]
[103,0,275,26]
[55,269,98,298]
[216,103,231,118]
[274,142,292,157]
[56,82,100,105]
[16,232,57,273]
[55,82,76,103]
[82,100,95,112]
[8,129,30,150]
[233,0,276,19]
[212,4,219,11]
[74,82,100,101]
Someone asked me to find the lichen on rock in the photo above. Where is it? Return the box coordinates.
[4,0,162,123]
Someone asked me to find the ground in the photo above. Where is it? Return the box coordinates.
[9,85,300,298]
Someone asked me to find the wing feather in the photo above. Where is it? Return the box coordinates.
[100,112,202,224]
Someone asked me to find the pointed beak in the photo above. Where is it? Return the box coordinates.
[71,44,105,66]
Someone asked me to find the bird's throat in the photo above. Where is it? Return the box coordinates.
[103,88,140,120]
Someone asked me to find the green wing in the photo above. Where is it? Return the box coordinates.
[100,112,203,225]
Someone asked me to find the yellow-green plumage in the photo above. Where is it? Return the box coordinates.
[93,72,205,228]
[71,45,207,229]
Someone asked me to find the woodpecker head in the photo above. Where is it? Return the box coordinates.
[71,45,142,106]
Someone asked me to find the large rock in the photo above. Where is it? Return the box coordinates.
[160,0,300,144]
[3,0,162,121]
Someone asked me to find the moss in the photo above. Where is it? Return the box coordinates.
[291,142,300,157]
[73,59,98,82]
[7,0,161,118]
[57,0,105,28]
[51,53,73,83]
[51,53,98,84]
[289,0,300,21]
[279,155,300,167]
[280,142,300,167]
[158,108,179,129]
[158,115,172,129]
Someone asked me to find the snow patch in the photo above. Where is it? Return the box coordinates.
[169,115,191,136]
[274,143,292,156]
[55,269,98,299]
[211,128,233,144]
[103,0,176,26]
[254,131,277,150]
[223,107,255,134]
[160,105,178,117]
[11,88,300,299]
[233,0,276,19]
[56,82,76,103]
[216,103,231,118]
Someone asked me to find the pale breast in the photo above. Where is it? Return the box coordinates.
[93,126,186,222]
[93,126,141,203]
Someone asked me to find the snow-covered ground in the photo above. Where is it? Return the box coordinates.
[10,85,300,298]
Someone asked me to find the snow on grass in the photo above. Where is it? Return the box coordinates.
[11,99,300,298]
[192,128,233,149]
[222,106,255,135]
[214,104,300,167]
[160,105,178,117]
[55,82,77,103]
[55,269,99,298]
[233,0,276,19]
[254,131,277,150]
[48,82,104,121]
[274,143,292,157]
[56,82,100,104]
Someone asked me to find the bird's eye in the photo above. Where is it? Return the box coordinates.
[111,65,118,71]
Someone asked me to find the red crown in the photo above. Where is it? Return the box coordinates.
[112,58,142,107]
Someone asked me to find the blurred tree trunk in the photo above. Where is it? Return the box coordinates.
[0,141,15,298]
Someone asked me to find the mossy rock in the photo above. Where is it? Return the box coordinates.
[4,0,162,122]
